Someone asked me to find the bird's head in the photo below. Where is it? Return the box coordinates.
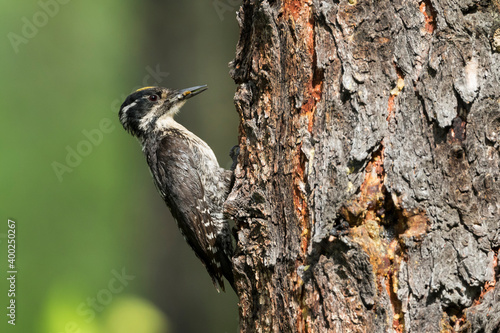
[119,85,207,138]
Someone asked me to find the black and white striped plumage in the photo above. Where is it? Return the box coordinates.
[119,85,234,292]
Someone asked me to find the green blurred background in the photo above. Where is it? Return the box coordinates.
[0,1,240,332]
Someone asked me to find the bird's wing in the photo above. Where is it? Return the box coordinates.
[150,131,225,291]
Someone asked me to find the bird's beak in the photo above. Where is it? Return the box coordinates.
[177,85,208,100]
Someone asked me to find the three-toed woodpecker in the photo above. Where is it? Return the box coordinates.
[119,85,234,292]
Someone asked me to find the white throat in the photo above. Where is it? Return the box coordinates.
[138,101,186,132]
[154,115,184,131]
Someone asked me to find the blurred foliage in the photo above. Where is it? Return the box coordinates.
[0,1,239,332]
[103,297,169,333]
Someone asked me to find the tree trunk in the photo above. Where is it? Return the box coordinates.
[225,0,500,332]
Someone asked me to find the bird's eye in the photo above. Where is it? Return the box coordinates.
[148,95,158,102]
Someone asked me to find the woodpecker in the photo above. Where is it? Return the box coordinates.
[119,85,235,292]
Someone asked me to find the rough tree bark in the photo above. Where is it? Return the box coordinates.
[225,0,500,332]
